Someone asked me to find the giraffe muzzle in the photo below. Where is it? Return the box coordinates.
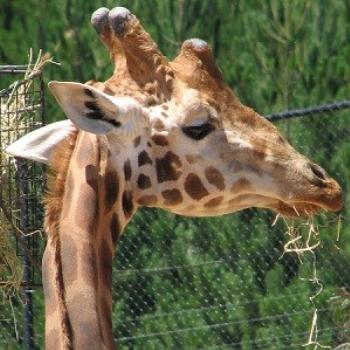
[295,161,344,213]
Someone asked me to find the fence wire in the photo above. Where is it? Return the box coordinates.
[0,67,349,350]
[112,103,350,349]
[0,65,45,350]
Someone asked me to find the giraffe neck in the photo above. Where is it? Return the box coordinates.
[43,131,135,350]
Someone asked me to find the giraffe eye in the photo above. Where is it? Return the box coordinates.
[182,122,215,140]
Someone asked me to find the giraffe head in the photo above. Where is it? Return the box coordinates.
[8,6,343,218]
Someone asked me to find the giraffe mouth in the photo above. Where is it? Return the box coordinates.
[275,176,344,218]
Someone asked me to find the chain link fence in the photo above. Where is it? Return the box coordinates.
[0,67,349,349]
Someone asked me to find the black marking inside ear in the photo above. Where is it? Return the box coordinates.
[86,110,104,120]
[85,100,99,111]
[84,88,95,98]
[84,99,121,127]
[105,119,121,127]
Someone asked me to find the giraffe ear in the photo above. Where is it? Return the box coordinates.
[5,120,76,165]
[48,81,148,136]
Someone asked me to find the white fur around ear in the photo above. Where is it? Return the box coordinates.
[5,120,76,165]
[48,81,148,136]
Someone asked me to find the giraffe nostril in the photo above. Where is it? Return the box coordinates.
[310,163,327,180]
[308,163,328,187]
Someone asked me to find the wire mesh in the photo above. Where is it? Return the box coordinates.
[0,67,349,349]
[0,65,45,349]
[112,106,350,349]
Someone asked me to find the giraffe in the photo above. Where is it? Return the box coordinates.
[6,6,343,350]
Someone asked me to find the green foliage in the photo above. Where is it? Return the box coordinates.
[1,0,349,349]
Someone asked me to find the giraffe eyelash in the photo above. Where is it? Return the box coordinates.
[182,122,215,140]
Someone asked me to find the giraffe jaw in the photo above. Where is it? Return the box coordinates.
[275,194,343,218]
[275,201,323,218]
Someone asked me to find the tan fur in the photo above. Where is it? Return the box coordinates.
[43,130,78,350]
[44,130,79,240]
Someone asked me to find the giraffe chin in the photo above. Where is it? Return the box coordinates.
[274,179,344,218]
[276,201,323,218]
[275,197,344,218]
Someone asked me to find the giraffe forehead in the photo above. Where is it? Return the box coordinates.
[148,88,203,125]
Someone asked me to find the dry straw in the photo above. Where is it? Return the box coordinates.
[0,50,58,301]
[274,213,344,349]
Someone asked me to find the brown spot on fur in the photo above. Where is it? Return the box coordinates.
[145,95,158,106]
[104,171,119,212]
[100,239,113,291]
[124,159,132,181]
[185,154,203,164]
[103,85,114,95]
[156,151,182,183]
[74,182,99,235]
[133,136,141,148]
[137,195,158,206]
[61,236,78,286]
[147,141,152,147]
[230,178,253,194]
[110,214,121,245]
[153,118,165,130]
[122,191,134,218]
[137,174,152,189]
[161,112,168,118]
[204,196,224,208]
[162,188,183,205]
[205,166,225,190]
[162,104,169,110]
[80,243,98,290]
[152,134,169,146]
[85,165,99,194]
[184,173,209,200]
[145,82,156,94]
[138,150,153,166]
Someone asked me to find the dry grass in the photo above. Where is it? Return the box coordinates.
[0,50,57,301]
[0,219,23,299]
[0,49,59,147]
[274,213,344,349]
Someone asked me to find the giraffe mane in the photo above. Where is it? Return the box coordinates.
[43,129,78,350]
[43,129,79,241]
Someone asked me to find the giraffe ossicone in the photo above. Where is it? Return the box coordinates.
[6,5,343,350]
